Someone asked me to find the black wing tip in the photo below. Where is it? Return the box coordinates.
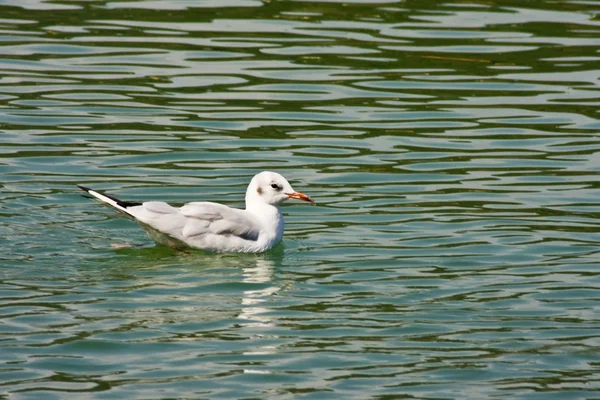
[77,185,95,199]
[77,184,93,193]
[77,184,142,208]
[118,200,143,208]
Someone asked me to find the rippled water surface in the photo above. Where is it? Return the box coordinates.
[2,0,600,398]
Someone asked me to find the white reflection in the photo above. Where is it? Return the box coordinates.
[238,257,282,363]
[238,257,278,329]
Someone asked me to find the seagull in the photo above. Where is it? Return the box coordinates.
[78,171,314,253]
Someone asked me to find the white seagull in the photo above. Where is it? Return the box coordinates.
[78,171,314,253]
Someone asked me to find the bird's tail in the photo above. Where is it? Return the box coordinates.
[77,185,141,216]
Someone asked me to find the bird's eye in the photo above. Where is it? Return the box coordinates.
[271,183,282,190]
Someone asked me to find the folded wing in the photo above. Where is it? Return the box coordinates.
[180,202,261,241]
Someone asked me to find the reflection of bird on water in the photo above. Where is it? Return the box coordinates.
[238,256,284,366]
[239,257,279,329]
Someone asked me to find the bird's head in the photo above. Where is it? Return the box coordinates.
[246,171,314,207]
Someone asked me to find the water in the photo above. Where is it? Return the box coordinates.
[2,0,600,398]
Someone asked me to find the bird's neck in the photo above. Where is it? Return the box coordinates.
[245,201,284,241]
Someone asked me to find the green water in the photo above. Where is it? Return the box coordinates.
[1,0,600,398]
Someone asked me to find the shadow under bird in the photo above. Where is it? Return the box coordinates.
[78,171,315,253]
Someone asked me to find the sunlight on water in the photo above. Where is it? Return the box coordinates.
[1,0,600,398]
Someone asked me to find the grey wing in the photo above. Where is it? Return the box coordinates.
[179,202,261,241]
[123,201,189,247]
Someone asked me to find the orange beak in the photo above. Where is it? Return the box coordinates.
[286,191,315,204]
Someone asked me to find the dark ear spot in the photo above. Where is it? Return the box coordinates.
[257,187,263,195]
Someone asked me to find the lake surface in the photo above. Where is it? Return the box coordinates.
[1,0,600,398]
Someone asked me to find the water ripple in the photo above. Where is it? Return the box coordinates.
[1,0,600,399]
